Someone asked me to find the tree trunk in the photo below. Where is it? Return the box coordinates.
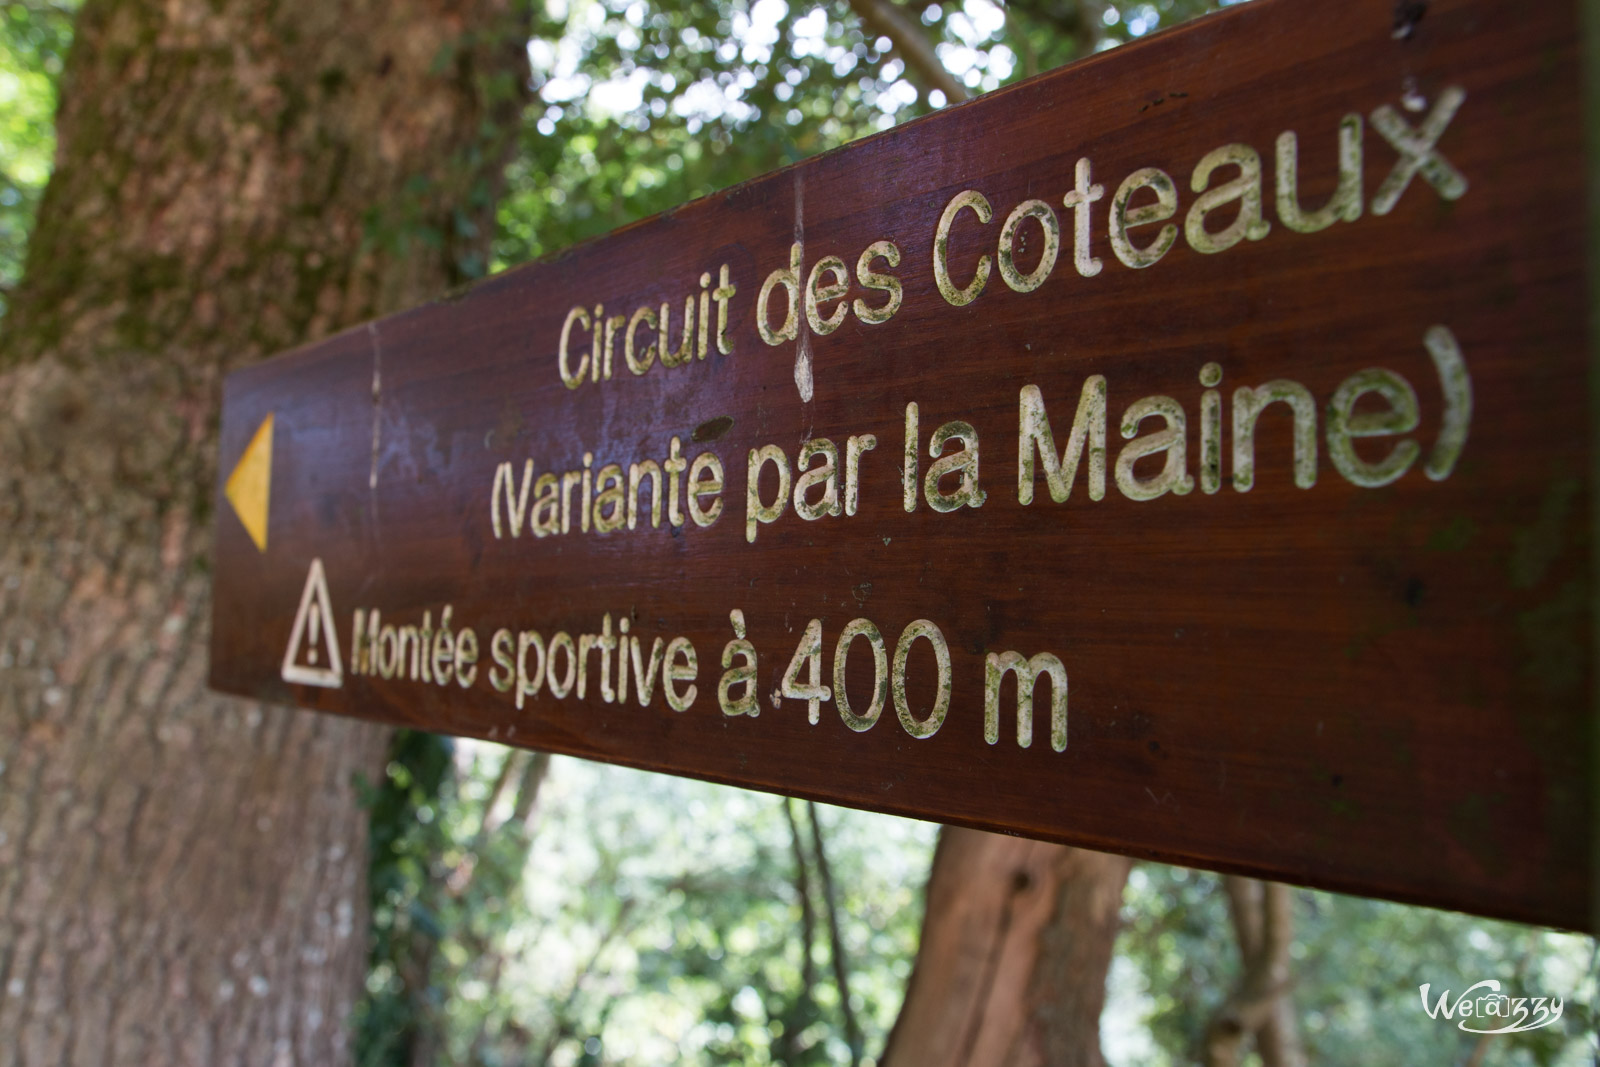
[0,0,525,1061]
[882,828,1132,1067]
[1205,878,1304,1067]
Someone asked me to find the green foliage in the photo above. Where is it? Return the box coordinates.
[358,746,1599,1067]
[499,0,902,268]
[0,0,1232,305]
[494,0,1225,270]
[1110,864,1598,1066]
[354,730,459,1067]
[0,0,75,316]
[420,749,935,1066]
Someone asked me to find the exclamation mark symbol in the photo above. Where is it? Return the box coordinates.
[282,558,343,689]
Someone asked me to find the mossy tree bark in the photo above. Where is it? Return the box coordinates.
[882,829,1132,1067]
[0,0,526,1061]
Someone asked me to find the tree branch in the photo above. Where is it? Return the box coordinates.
[535,899,639,1067]
[510,750,552,827]
[846,0,971,103]
[1255,882,1306,1067]
[1223,874,1263,961]
[1205,878,1303,1067]
[473,747,522,845]
[809,801,864,1067]
[784,797,819,999]
[1003,0,1107,63]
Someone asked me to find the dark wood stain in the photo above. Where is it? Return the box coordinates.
[210,0,1593,931]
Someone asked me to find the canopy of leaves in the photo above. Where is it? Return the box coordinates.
[357,740,936,1066]
[494,0,1220,269]
[0,0,75,314]
[1116,864,1596,1067]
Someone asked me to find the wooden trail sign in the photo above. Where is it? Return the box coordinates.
[210,0,1593,931]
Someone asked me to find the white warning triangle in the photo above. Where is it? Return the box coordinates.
[281,558,344,688]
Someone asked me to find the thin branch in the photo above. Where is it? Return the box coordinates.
[1206,878,1303,1067]
[1221,876,1304,1066]
[1255,882,1306,1067]
[808,801,863,1067]
[783,797,819,998]
[1077,0,1108,55]
[1461,936,1541,1067]
[535,899,639,1067]
[1002,0,1107,63]
[846,0,971,103]
[1223,875,1263,961]
[472,748,522,845]
[510,750,551,827]
[1462,1032,1495,1067]
[451,749,549,898]
[1003,5,1040,78]
[468,948,511,1064]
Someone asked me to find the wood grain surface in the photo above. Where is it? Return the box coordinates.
[210,0,1593,931]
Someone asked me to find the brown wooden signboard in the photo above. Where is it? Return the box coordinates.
[209,0,1593,931]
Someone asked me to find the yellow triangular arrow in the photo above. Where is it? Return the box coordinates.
[225,413,273,552]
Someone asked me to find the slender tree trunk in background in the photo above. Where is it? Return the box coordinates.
[0,0,525,1060]
[1204,878,1304,1067]
[856,14,1133,1063]
[780,796,820,1064]
[807,801,863,1067]
[883,828,1132,1067]
[460,749,550,1064]
[508,750,551,827]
